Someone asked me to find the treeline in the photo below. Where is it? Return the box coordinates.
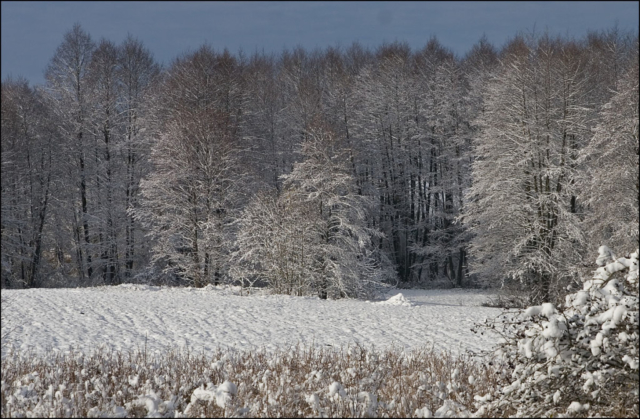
[1,24,638,303]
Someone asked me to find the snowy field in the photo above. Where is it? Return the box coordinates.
[1,285,502,359]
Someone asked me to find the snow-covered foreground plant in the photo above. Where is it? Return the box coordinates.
[1,343,498,418]
[473,246,639,417]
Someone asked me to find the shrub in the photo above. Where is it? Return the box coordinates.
[474,246,639,417]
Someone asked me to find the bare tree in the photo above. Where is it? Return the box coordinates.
[43,23,96,282]
[1,78,56,288]
[117,35,160,280]
[86,39,122,284]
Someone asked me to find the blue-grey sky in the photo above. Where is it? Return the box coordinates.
[2,1,638,86]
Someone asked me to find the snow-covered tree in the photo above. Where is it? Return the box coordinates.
[579,52,639,255]
[137,109,239,287]
[137,46,245,288]
[241,53,287,191]
[464,35,587,304]
[345,39,474,286]
[233,126,393,299]
[411,39,474,286]
[281,126,394,299]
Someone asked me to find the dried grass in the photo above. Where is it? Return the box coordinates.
[1,342,498,418]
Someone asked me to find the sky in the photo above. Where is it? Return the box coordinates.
[1,1,638,86]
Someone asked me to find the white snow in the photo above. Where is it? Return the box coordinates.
[523,302,556,318]
[567,401,589,413]
[328,382,346,398]
[305,393,320,410]
[622,354,639,370]
[375,292,413,306]
[415,406,433,417]
[569,291,589,308]
[473,394,491,402]
[1,286,500,358]
[541,315,566,339]
[596,245,616,266]
[189,380,236,409]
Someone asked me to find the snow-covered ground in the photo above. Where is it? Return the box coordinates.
[1,285,501,359]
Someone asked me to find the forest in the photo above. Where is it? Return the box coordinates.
[1,24,638,306]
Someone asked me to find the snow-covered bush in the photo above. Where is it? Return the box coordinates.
[474,246,639,417]
[230,190,315,295]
